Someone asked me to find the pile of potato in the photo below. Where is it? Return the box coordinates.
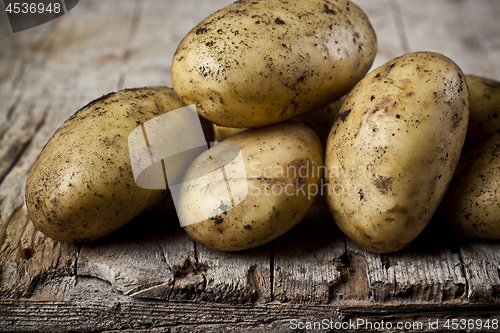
[25,0,500,253]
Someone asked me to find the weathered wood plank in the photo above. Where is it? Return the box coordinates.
[15,0,139,100]
[77,199,196,301]
[65,276,134,303]
[350,227,467,303]
[0,97,47,184]
[0,205,78,300]
[471,0,500,62]
[397,0,500,80]
[273,195,350,304]
[77,200,270,304]
[120,0,236,89]
[2,300,500,333]
[0,16,58,95]
[77,222,175,299]
[196,241,272,304]
[460,241,500,303]
[274,212,468,305]
[355,0,408,71]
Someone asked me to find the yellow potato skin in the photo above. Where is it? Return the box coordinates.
[462,75,500,153]
[181,122,323,251]
[25,87,201,243]
[439,129,500,239]
[325,52,469,253]
[171,0,376,128]
[213,97,343,143]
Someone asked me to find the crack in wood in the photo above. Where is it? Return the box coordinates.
[269,242,274,302]
[4,93,23,126]
[171,258,208,278]
[74,244,81,277]
[167,276,176,302]
[127,281,172,298]
[166,234,201,302]
[457,246,470,301]
[155,241,170,270]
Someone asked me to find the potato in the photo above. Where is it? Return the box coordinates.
[438,129,500,238]
[462,75,500,153]
[213,97,344,143]
[324,52,469,253]
[25,87,213,243]
[177,121,323,251]
[171,0,377,128]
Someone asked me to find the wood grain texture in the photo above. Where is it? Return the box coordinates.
[1,0,500,331]
[195,243,271,304]
[1,300,500,332]
[396,0,500,80]
[460,241,500,303]
[355,0,409,71]
[354,232,467,304]
[273,201,350,304]
[120,0,235,89]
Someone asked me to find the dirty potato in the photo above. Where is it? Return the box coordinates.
[25,87,212,243]
[178,121,323,251]
[462,75,500,153]
[438,129,500,239]
[325,52,469,253]
[171,0,377,128]
[213,97,344,144]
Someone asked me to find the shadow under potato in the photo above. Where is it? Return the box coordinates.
[84,196,183,247]
[88,191,473,258]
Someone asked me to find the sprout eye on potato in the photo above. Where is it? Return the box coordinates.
[171,0,377,128]
[324,52,469,253]
[25,87,213,243]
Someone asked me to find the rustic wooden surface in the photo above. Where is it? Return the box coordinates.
[1,0,500,332]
